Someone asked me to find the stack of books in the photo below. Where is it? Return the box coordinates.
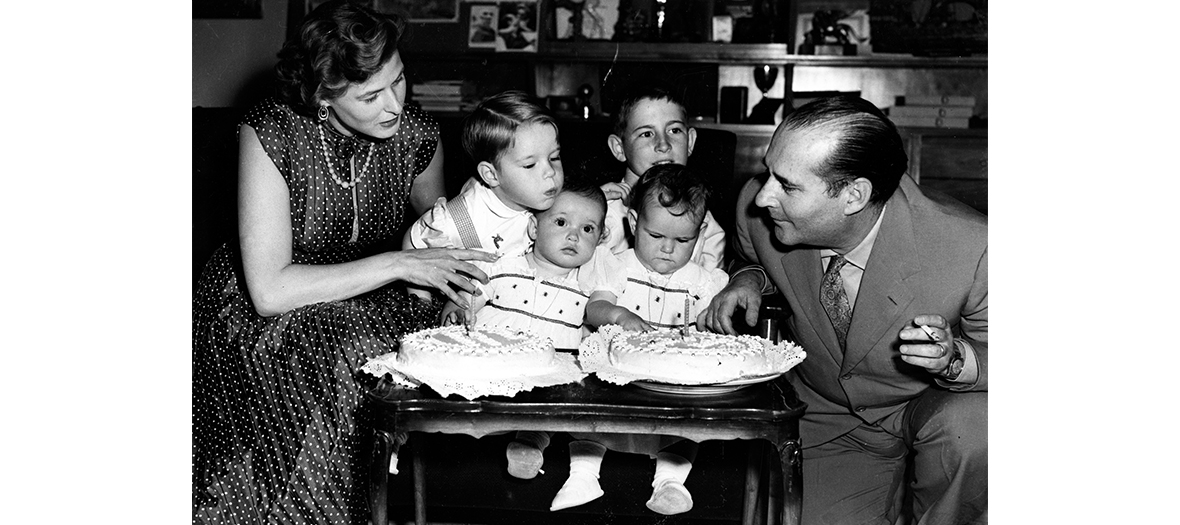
[412,80,465,113]
[888,95,975,129]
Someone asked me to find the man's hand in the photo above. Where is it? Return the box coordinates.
[899,314,956,376]
[700,271,764,334]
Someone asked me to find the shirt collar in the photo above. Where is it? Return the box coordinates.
[821,204,887,271]
[472,179,529,219]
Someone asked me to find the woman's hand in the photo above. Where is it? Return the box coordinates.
[390,248,498,307]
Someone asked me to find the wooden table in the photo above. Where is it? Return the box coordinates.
[365,370,806,525]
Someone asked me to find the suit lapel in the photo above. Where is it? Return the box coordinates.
[842,184,922,373]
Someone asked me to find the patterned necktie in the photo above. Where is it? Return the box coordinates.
[820,255,852,350]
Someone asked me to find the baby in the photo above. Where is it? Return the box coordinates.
[443,180,608,349]
[551,163,731,515]
[599,84,726,270]
[441,181,610,482]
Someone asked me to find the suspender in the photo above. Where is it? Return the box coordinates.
[445,195,483,249]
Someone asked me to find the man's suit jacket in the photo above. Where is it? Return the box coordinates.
[735,175,987,447]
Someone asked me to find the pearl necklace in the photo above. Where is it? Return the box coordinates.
[318,125,375,189]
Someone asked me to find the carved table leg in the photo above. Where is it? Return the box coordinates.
[370,430,395,525]
[742,440,764,525]
[413,436,426,525]
[776,438,803,525]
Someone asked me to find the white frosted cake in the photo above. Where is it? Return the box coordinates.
[397,326,555,375]
[608,328,772,382]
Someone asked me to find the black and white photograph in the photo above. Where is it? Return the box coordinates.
[467,4,499,48]
[187,0,1096,523]
[494,0,538,52]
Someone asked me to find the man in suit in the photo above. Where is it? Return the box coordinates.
[702,96,986,524]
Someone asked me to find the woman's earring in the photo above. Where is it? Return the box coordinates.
[318,105,329,122]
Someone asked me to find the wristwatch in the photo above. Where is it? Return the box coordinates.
[941,340,965,381]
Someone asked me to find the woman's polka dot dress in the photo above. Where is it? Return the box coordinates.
[193,99,444,524]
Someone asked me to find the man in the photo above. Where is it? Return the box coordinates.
[701,96,987,524]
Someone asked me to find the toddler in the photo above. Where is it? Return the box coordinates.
[403,90,563,258]
[551,163,730,515]
[598,85,727,270]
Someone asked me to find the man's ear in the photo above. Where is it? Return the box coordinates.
[527,214,539,241]
[477,161,499,188]
[607,134,627,163]
[686,126,698,157]
[842,177,873,215]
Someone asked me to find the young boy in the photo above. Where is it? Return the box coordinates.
[550,163,730,515]
[403,90,563,259]
[599,85,727,270]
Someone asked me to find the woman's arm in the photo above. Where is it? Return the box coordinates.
[237,125,495,317]
[410,140,447,216]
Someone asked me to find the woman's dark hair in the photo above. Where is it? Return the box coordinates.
[274,0,404,115]
[629,163,711,225]
[781,96,908,205]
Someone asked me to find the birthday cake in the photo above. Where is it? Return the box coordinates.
[398,326,555,375]
[608,328,773,383]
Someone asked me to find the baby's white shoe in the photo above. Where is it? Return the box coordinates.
[645,478,693,515]
[549,471,604,511]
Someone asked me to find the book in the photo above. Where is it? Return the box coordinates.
[888,105,974,118]
[896,95,976,107]
[889,115,969,129]
[412,82,464,97]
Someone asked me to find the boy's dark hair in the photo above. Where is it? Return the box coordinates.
[461,90,559,165]
[611,84,689,136]
[541,178,607,225]
[629,163,711,225]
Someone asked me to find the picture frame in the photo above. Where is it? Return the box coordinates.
[553,0,618,41]
[466,3,500,49]
[494,1,539,53]
[794,9,871,55]
[372,0,459,22]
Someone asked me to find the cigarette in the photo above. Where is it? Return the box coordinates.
[918,324,938,340]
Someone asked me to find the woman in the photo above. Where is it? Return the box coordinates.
[192,1,495,523]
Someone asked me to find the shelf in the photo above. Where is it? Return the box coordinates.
[414,42,987,68]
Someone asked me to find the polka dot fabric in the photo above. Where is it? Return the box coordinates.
[193,99,444,524]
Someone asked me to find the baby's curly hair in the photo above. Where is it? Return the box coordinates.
[273,0,404,116]
[629,163,711,225]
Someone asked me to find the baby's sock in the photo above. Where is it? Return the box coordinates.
[645,451,695,515]
[506,431,551,479]
[549,440,607,511]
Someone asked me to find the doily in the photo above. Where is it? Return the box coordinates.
[360,351,586,400]
[579,324,807,386]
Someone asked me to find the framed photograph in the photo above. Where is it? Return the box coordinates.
[467,4,500,49]
[554,0,618,41]
[794,9,871,54]
[372,0,459,22]
[495,1,539,52]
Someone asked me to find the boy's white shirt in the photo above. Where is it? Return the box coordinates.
[602,197,726,270]
[403,177,533,258]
